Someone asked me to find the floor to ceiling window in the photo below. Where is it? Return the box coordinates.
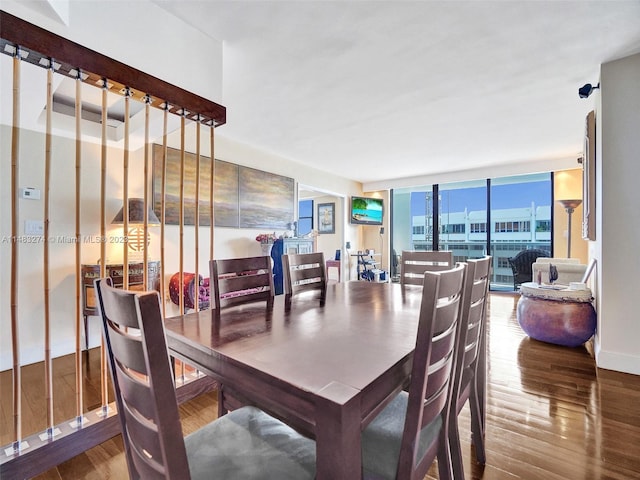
[438,180,487,263]
[390,185,433,280]
[489,173,552,289]
[391,172,552,289]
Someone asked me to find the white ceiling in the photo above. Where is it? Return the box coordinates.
[152,1,640,186]
[5,1,640,187]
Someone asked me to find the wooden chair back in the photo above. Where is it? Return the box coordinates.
[210,256,275,416]
[210,256,275,312]
[96,278,190,479]
[449,256,492,478]
[282,252,326,299]
[398,263,466,479]
[455,256,491,396]
[400,250,453,286]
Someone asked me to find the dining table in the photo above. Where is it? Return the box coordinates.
[164,280,426,479]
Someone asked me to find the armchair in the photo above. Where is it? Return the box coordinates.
[532,258,586,285]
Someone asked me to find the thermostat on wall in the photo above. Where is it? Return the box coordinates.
[21,187,41,200]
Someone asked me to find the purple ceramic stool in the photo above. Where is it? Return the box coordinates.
[517,282,596,347]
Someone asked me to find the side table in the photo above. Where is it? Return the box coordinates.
[516,282,596,347]
[81,261,161,349]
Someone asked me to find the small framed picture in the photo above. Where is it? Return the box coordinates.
[317,202,335,234]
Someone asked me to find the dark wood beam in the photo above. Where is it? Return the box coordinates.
[0,10,226,126]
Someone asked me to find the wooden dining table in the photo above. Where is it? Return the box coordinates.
[164,280,425,479]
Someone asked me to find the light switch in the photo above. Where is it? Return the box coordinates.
[25,220,44,235]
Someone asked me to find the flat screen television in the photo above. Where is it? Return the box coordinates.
[350,196,383,225]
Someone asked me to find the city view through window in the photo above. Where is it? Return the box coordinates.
[392,173,553,290]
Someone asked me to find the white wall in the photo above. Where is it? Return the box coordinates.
[360,190,390,272]
[594,52,640,375]
[313,194,345,272]
[0,125,149,368]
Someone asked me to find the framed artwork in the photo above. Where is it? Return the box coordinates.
[582,110,596,240]
[152,144,214,226]
[239,166,295,229]
[153,145,294,229]
[317,202,335,234]
[213,159,240,228]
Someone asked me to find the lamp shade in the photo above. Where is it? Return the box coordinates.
[558,199,582,211]
[111,198,160,225]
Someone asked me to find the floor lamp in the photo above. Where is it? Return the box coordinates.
[558,199,582,258]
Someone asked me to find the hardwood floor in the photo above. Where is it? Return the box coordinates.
[4,292,640,479]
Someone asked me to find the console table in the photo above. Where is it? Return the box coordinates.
[516,282,596,347]
[81,261,161,348]
[282,238,314,254]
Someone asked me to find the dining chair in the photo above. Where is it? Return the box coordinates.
[210,256,275,417]
[210,255,275,312]
[361,263,467,480]
[400,250,454,287]
[282,252,327,302]
[449,256,492,479]
[95,279,316,480]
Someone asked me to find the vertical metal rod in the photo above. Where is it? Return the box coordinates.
[99,79,108,411]
[143,95,151,289]
[566,209,573,258]
[74,70,84,422]
[179,113,185,316]
[194,118,200,311]
[43,64,54,436]
[100,82,108,276]
[122,88,130,290]
[179,112,186,381]
[160,106,168,317]
[10,46,22,452]
[210,125,215,267]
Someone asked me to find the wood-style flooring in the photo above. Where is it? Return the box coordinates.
[4,292,640,479]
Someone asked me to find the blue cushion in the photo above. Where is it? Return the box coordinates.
[185,406,316,479]
[361,392,442,480]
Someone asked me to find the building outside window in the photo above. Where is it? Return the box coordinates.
[391,172,552,290]
[470,222,486,233]
[536,220,551,232]
[442,223,466,234]
[495,221,531,233]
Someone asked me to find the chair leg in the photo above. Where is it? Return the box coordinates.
[448,412,465,480]
[437,429,454,480]
[469,388,486,465]
[217,386,227,418]
[476,358,487,435]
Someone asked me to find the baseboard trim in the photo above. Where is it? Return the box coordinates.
[595,348,640,375]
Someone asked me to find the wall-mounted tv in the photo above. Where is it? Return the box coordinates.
[350,196,383,225]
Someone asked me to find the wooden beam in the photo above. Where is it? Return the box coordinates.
[0,10,226,126]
